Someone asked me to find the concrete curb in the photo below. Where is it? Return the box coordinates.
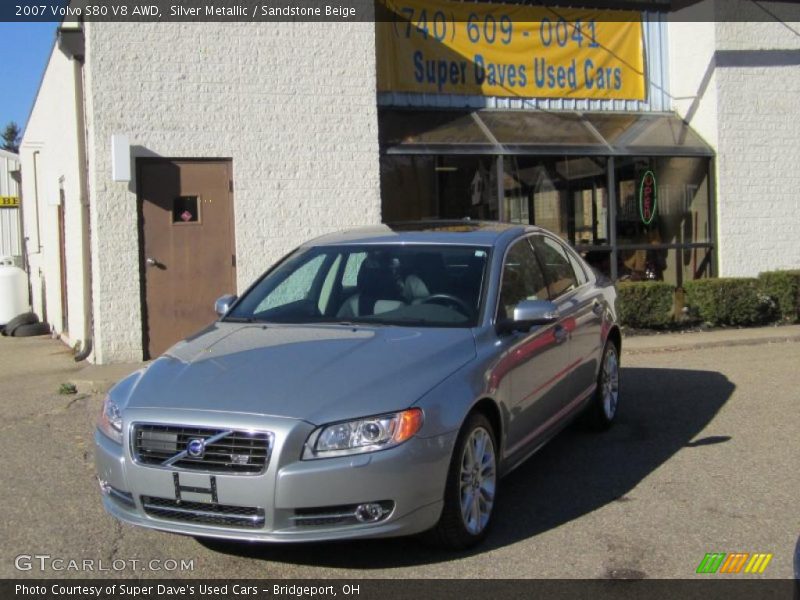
[622,329,800,356]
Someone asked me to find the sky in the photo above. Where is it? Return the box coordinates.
[0,22,58,135]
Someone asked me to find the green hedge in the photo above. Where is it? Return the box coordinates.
[758,270,800,322]
[683,278,778,326]
[616,281,675,329]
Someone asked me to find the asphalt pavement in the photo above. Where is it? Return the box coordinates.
[0,328,797,579]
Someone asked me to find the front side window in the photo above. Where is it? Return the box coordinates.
[497,239,548,321]
[532,235,579,299]
[227,245,490,328]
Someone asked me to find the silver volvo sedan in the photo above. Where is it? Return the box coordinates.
[95,221,620,549]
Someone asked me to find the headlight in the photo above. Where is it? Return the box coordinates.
[303,408,423,459]
[97,394,123,444]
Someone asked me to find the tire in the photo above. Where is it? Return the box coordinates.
[427,412,498,550]
[581,340,621,431]
[12,322,51,337]
[3,312,38,336]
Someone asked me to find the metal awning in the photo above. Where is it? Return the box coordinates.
[379,109,714,157]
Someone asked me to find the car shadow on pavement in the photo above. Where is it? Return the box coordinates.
[196,367,734,567]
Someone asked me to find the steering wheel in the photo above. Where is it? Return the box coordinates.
[420,294,473,317]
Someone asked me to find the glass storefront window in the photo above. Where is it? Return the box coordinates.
[615,156,711,246]
[380,148,714,286]
[503,156,608,247]
[618,247,713,286]
[580,250,613,279]
[381,155,498,222]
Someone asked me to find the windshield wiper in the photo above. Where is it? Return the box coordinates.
[222,316,256,323]
[315,319,390,327]
[385,319,432,326]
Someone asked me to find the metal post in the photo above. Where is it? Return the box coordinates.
[496,154,505,222]
[707,157,718,277]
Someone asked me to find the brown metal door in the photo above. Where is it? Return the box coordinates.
[139,160,236,359]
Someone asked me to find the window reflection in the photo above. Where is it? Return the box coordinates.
[618,248,713,286]
[380,151,714,284]
[615,157,711,246]
[503,156,609,246]
[381,155,498,222]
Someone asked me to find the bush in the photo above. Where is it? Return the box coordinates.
[758,270,800,322]
[684,278,778,326]
[616,281,675,329]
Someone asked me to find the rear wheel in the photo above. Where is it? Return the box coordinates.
[427,412,497,549]
[582,341,620,430]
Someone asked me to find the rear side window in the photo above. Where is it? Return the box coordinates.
[531,235,579,299]
[566,250,589,286]
[342,252,367,287]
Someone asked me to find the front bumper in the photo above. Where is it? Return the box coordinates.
[94,410,455,542]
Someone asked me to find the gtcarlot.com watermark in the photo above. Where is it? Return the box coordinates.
[14,554,195,572]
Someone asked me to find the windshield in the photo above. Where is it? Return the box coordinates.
[227,244,490,327]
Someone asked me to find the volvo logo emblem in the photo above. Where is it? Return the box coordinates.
[186,438,206,458]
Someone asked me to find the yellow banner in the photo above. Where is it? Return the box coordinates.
[377,0,646,100]
[0,196,19,207]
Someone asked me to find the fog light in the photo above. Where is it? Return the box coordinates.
[354,503,386,523]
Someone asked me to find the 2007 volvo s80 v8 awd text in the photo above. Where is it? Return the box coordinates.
[95,221,620,549]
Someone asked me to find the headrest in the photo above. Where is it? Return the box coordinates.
[357,259,398,296]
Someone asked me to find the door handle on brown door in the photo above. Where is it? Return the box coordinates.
[554,325,568,344]
[146,258,166,270]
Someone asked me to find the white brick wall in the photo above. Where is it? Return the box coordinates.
[20,46,89,349]
[670,1,800,277]
[714,12,800,277]
[83,23,381,363]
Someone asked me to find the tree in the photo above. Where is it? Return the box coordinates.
[2,122,21,153]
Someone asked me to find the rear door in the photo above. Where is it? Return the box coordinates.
[531,234,602,402]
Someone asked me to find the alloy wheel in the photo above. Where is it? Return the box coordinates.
[458,426,496,535]
[602,346,620,420]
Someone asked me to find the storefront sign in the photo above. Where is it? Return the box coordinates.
[639,170,657,225]
[377,0,645,100]
[0,196,19,208]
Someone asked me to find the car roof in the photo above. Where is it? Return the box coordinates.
[304,221,540,247]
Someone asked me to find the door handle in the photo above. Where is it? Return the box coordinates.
[145,257,165,270]
[554,325,568,344]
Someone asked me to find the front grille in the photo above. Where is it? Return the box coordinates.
[142,496,265,529]
[132,424,273,474]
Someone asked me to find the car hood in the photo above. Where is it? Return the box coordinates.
[123,323,476,424]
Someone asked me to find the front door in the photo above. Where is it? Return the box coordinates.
[139,160,236,359]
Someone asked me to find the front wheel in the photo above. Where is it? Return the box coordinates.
[581,341,620,430]
[427,412,497,549]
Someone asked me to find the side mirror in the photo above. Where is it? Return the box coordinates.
[498,299,559,333]
[214,294,237,317]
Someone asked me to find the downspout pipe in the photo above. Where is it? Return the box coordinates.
[60,24,93,362]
